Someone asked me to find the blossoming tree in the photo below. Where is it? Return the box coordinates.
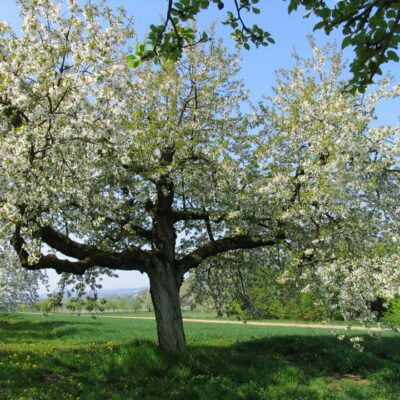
[0,0,399,351]
[0,244,47,311]
[191,43,400,326]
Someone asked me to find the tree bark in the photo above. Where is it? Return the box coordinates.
[148,263,186,352]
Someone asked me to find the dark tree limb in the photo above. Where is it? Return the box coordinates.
[173,209,225,223]
[41,225,102,260]
[12,224,153,275]
[178,234,282,272]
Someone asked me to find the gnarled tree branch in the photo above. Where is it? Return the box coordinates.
[178,234,283,273]
[173,209,225,223]
[12,224,153,275]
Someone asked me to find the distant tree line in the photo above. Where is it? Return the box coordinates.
[15,280,400,325]
[183,259,400,324]
[16,290,153,315]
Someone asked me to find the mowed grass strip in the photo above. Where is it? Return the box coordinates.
[0,313,399,400]
[93,310,392,329]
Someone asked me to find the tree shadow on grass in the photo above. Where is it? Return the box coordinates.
[1,327,399,400]
[91,334,400,400]
[232,333,400,378]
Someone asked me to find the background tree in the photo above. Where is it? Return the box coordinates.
[117,297,128,311]
[65,297,85,315]
[36,298,53,316]
[257,42,400,324]
[135,0,400,92]
[180,274,200,311]
[189,40,400,326]
[190,248,332,321]
[105,299,119,312]
[188,253,250,317]
[383,296,400,324]
[128,290,155,312]
[180,273,217,312]
[0,244,46,311]
[0,1,399,352]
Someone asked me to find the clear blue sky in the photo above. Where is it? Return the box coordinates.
[2,1,399,292]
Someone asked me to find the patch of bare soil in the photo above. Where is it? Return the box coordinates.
[39,374,65,384]
[94,315,386,331]
[327,373,373,388]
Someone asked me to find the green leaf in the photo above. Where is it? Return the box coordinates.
[358,85,366,94]
[314,8,331,18]
[387,50,399,62]
[313,21,325,31]
[342,25,352,35]
[174,2,183,10]
[337,1,345,10]
[127,59,141,68]
[226,11,234,20]
[373,28,387,41]
[288,0,300,13]
[341,36,352,49]
[369,14,384,28]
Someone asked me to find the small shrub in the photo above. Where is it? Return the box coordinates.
[382,297,400,325]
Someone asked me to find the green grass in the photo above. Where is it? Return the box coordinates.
[0,312,399,400]
[99,310,220,320]
[75,310,361,326]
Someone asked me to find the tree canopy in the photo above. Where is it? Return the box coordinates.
[0,0,399,351]
[133,0,400,92]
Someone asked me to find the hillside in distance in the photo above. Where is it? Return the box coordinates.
[97,287,148,299]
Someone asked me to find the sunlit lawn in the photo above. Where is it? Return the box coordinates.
[98,310,372,326]
[1,312,399,399]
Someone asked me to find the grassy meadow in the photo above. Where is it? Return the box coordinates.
[0,312,399,400]
[98,311,366,326]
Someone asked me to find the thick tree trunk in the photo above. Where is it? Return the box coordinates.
[148,264,186,352]
[148,149,187,351]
